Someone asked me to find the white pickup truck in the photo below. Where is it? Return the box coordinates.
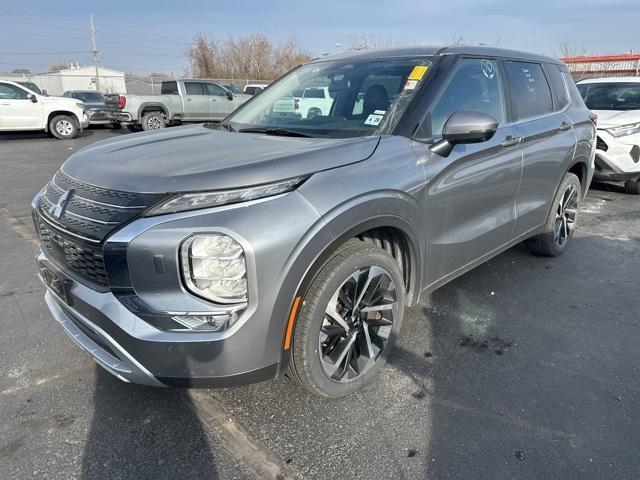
[272,87,335,119]
[110,79,249,131]
[0,80,88,139]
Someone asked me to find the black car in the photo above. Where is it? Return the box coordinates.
[62,90,120,128]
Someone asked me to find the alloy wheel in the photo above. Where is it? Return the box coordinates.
[56,120,73,136]
[555,183,578,247]
[147,116,163,129]
[319,266,398,382]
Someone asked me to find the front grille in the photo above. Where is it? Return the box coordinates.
[38,218,108,286]
[36,170,165,287]
[596,136,608,152]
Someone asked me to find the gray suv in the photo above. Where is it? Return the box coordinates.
[33,46,595,397]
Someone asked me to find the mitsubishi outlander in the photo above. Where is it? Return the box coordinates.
[33,46,595,397]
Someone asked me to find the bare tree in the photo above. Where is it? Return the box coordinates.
[186,34,312,80]
[347,34,414,51]
[558,40,587,59]
[47,60,72,73]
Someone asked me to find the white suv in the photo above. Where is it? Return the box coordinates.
[577,77,640,194]
[0,80,88,139]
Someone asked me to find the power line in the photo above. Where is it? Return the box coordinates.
[0,29,87,41]
[2,51,88,55]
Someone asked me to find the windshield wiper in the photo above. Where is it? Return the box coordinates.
[238,127,313,138]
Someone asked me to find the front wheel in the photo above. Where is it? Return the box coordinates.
[49,115,78,139]
[526,172,581,256]
[289,240,405,398]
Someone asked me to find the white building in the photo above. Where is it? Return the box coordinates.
[1,65,126,96]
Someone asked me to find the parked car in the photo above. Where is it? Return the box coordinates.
[577,77,640,194]
[271,87,334,118]
[33,46,595,397]
[109,79,250,132]
[223,83,249,97]
[0,80,88,139]
[63,90,120,129]
[243,83,269,95]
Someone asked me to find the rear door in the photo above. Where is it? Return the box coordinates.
[419,57,524,285]
[181,81,210,121]
[204,82,234,120]
[0,82,43,129]
[503,60,577,236]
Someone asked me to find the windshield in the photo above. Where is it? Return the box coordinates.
[577,82,640,111]
[72,91,105,103]
[18,82,42,94]
[227,58,433,138]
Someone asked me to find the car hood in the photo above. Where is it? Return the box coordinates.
[592,109,640,128]
[62,124,380,193]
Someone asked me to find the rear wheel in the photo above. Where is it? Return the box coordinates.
[526,172,581,256]
[49,115,78,139]
[141,111,166,130]
[624,179,640,195]
[307,107,321,119]
[289,240,405,398]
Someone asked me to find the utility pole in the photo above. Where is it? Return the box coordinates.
[90,13,100,91]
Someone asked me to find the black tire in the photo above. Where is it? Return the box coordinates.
[289,240,405,398]
[126,125,143,132]
[111,122,122,130]
[141,111,166,131]
[624,179,640,195]
[49,115,78,139]
[307,107,321,119]
[526,172,581,256]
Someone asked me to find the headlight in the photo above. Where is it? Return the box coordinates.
[75,102,85,109]
[607,122,640,138]
[180,234,247,304]
[143,176,307,217]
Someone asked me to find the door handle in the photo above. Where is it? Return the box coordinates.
[0,102,10,106]
[185,98,192,101]
[501,135,522,148]
[558,122,573,131]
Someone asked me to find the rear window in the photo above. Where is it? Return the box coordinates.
[72,91,104,103]
[505,61,554,120]
[303,88,325,98]
[161,81,178,95]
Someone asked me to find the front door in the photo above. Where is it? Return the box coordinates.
[204,82,234,120]
[417,57,524,287]
[0,82,43,129]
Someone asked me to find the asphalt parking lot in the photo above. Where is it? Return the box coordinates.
[1,128,639,480]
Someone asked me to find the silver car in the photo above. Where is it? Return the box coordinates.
[33,46,595,397]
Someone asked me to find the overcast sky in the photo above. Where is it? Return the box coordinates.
[1,0,638,75]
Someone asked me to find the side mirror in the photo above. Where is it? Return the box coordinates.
[226,90,233,101]
[429,110,498,157]
[42,90,48,96]
[28,93,38,103]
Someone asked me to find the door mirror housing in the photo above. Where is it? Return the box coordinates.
[226,90,233,101]
[28,93,38,103]
[429,110,499,157]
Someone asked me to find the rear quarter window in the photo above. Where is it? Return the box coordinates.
[545,64,570,110]
[161,81,179,95]
[505,61,554,120]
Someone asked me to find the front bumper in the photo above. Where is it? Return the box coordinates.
[87,109,116,125]
[593,130,640,181]
[34,190,324,387]
[79,113,90,129]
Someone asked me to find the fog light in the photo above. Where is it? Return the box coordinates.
[172,313,232,332]
[180,234,248,303]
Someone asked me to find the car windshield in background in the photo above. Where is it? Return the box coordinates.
[224,84,243,95]
[226,58,433,138]
[18,82,42,94]
[578,82,640,111]
[73,91,105,103]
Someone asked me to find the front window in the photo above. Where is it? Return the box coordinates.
[577,82,640,111]
[226,58,433,138]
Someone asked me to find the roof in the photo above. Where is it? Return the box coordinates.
[577,76,640,84]
[312,45,562,64]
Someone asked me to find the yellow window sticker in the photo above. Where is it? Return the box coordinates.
[408,65,429,81]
